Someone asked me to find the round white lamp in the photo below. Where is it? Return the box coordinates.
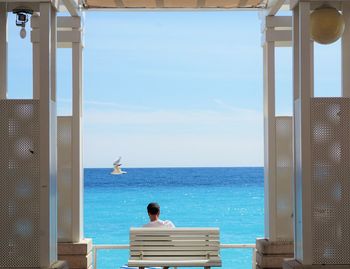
[310,5,345,45]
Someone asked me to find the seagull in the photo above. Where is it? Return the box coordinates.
[111,157,127,175]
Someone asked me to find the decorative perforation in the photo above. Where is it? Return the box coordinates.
[57,117,73,242]
[311,98,350,264]
[0,100,40,268]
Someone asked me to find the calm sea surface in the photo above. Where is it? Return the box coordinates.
[84,167,264,269]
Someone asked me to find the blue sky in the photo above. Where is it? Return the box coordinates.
[7,10,342,167]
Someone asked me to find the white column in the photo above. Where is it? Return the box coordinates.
[39,2,57,267]
[293,8,299,101]
[263,40,277,241]
[0,3,7,99]
[72,19,84,242]
[342,1,350,97]
[51,9,57,102]
[262,16,294,242]
[297,2,312,264]
[51,4,58,260]
[292,5,299,258]
[31,14,40,99]
[310,41,314,97]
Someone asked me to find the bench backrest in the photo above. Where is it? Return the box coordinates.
[129,228,221,264]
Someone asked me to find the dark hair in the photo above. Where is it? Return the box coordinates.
[147,202,160,215]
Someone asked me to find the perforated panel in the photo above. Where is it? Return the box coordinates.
[275,116,293,240]
[0,100,40,268]
[57,116,73,242]
[311,98,350,264]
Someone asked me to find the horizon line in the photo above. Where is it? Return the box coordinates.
[84,166,264,169]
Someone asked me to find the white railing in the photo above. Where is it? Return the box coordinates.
[93,243,256,269]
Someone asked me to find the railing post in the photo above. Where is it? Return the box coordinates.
[252,248,257,269]
[93,247,97,269]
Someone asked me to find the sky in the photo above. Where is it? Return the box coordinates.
[6,10,342,168]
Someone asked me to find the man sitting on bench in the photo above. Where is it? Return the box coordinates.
[143,202,175,228]
[143,202,175,269]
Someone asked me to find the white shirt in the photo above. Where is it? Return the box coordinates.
[143,219,175,228]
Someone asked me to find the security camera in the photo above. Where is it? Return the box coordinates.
[13,8,33,26]
[13,8,33,39]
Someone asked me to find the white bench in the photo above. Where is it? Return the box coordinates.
[128,228,222,269]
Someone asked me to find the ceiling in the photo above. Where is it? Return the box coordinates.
[83,0,267,9]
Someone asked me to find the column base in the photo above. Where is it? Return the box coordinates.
[283,260,350,269]
[256,238,294,269]
[19,261,69,269]
[58,238,93,269]
[51,260,70,269]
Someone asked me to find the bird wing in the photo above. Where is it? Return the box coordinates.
[113,157,122,166]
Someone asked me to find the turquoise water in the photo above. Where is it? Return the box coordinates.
[84,167,264,269]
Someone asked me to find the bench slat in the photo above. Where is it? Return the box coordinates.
[131,251,219,256]
[128,259,222,267]
[131,236,219,241]
[131,228,219,231]
[130,256,221,261]
[130,246,219,251]
[131,228,219,235]
[131,241,219,246]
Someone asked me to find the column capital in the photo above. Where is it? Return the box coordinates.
[261,15,292,47]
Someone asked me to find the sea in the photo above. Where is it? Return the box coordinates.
[84,167,264,269]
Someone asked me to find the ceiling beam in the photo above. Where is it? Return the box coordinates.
[197,0,206,8]
[265,0,285,15]
[261,15,292,31]
[114,0,124,7]
[289,0,298,9]
[83,0,267,9]
[61,0,79,16]
[239,0,250,7]
[32,15,81,28]
[155,0,164,8]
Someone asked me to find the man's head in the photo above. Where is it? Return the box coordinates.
[147,202,160,221]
